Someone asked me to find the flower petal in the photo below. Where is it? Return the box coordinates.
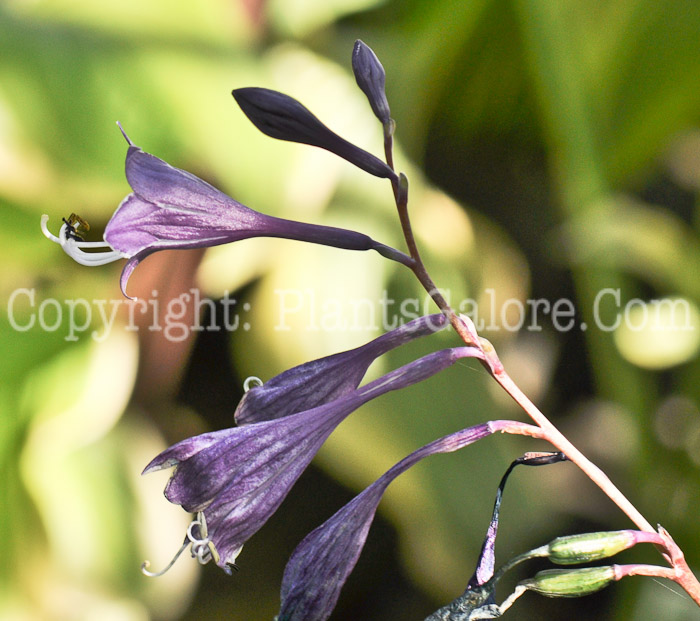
[105,194,241,256]
[124,145,237,211]
[103,138,410,296]
[142,429,231,474]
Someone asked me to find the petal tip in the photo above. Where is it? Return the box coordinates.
[116,121,134,146]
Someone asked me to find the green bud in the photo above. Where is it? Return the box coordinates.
[522,567,615,598]
[548,530,636,565]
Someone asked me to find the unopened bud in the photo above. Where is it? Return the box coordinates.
[352,40,391,126]
[521,566,615,598]
[548,530,638,565]
[231,87,396,180]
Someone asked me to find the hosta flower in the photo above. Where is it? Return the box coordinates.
[277,420,543,621]
[143,346,484,574]
[42,125,410,297]
[235,312,448,424]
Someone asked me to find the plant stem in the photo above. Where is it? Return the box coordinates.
[383,123,395,173]
[385,149,700,604]
[419,262,700,603]
[389,172,480,346]
[492,368,655,533]
[389,156,653,532]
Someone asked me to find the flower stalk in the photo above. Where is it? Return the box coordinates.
[374,44,700,604]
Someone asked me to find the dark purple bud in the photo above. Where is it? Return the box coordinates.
[232,87,396,180]
[278,420,541,621]
[144,346,484,573]
[235,313,448,424]
[425,452,568,619]
[352,40,392,126]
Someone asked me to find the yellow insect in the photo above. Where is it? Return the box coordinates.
[62,213,91,241]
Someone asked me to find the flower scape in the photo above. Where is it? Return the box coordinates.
[43,40,700,619]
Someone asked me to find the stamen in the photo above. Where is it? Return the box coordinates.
[141,539,190,577]
[187,515,213,565]
[243,376,263,392]
[41,215,62,243]
[69,213,91,232]
[41,215,125,266]
[63,218,84,241]
[62,213,91,241]
[141,514,217,578]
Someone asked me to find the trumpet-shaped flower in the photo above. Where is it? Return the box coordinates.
[235,313,448,424]
[277,420,543,621]
[42,125,410,297]
[143,346,483,574]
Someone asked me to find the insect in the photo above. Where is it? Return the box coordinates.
[62,213,91,241]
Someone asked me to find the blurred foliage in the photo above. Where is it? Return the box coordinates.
[1,0,700,619]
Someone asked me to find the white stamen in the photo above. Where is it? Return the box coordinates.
[41,214,126,266]
[187,515,214,565]
[243,376,263,392]
[141,513,217,578]
[141,540,190,577]
[40,215,63,243]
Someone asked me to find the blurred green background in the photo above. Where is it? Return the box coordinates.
[2,0,700,619]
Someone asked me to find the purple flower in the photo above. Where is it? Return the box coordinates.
[143,346,484,574]
[277,420,542,621]
[41,125,410,298]
[235,313,448,424]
